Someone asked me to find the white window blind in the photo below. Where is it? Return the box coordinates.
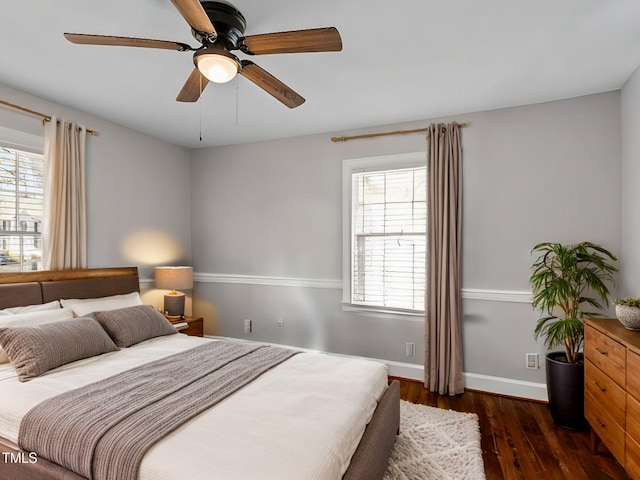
[351,166,426,311]
[0,145,44,271]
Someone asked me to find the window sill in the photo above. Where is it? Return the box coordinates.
[341,303,424,319]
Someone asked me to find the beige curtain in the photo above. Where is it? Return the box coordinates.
[425,122,464,395]
[43,116,87,270]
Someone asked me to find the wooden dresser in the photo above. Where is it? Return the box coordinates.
[585,318,640,478]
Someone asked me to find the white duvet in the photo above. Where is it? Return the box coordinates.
[0,334,387,480]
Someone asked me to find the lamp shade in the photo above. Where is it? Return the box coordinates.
[155,266,193,291]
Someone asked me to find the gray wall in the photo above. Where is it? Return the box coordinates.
[0,84,192,279]
[190,91,622,389]
[621,66,640,296]
[0,81,624,394]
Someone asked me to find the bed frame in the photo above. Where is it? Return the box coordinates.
[0,267,399,480]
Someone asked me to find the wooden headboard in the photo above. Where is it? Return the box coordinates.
[0,267,140,310]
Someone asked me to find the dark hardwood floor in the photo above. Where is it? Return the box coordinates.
[393,377,630,480]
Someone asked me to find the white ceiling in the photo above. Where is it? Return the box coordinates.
[2,0,640,148]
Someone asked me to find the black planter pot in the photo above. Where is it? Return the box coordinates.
[546,351,589,430]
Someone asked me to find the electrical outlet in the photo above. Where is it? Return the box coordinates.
[405,342,415,357]
[526,353,539,369]
[244,319,252,334]
[277,318,284,329]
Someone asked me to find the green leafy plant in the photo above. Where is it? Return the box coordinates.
[615,298,640,308]
[529,242,617,364]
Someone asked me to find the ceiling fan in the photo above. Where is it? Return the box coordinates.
[64,0,343,108]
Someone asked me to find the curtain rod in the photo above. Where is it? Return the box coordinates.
[0,99,99,137]
[330,122,468,143]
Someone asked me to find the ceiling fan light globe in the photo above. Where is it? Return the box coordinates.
[196,53,238,83]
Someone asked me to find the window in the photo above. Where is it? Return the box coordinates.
[343,153,426,313]
[0,145,44,271]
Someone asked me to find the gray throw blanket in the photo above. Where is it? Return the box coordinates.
[19,341,298,480]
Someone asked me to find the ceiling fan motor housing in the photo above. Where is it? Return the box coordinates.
[199,1,246,49]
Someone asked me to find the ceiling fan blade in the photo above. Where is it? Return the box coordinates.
[64,33,192,51]
[170,0,217,36]
[240,61,305,109]
[176,68,209,102]
[240,27,342,55]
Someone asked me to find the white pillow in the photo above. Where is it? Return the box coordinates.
[60,292,143,317]
[0,307,74,363]
[0,300,61,315]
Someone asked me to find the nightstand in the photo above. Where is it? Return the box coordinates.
[168,316,204,337]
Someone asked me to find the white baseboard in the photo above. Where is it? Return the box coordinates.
[205,335,547,402]
[377,360,547,401]
[463,372,548,402]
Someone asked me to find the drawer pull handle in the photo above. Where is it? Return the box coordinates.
[595,347,607,355]
[596,417,606,428]
[594,381,606,392]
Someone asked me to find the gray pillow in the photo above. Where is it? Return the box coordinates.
[92,304,177,348]
[0,318,119,382]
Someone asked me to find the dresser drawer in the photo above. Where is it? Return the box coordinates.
[628,394,640,444]
[585,324,626,387]
[627,434,640,480]
[628,350,640,400]
[586,390,625,465]
[585,359,625,425]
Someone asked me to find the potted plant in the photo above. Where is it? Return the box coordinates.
[529,241,617,429]
[614,298,640,330]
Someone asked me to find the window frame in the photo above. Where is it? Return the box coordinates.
[0,126,45,272]
[342,152,426,317]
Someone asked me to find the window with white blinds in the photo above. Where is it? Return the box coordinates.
[0,145,44,272]
[343,153,426,313]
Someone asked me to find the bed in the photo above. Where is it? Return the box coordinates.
[0,267,399,480]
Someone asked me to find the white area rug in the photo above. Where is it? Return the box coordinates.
[384,400,486,480]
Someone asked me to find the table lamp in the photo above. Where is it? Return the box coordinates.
[155,266,193,318]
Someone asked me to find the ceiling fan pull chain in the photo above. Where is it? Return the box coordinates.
[199,73,203,142]
[236,76,240,126]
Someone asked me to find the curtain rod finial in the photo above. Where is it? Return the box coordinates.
[331,136,346,142]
